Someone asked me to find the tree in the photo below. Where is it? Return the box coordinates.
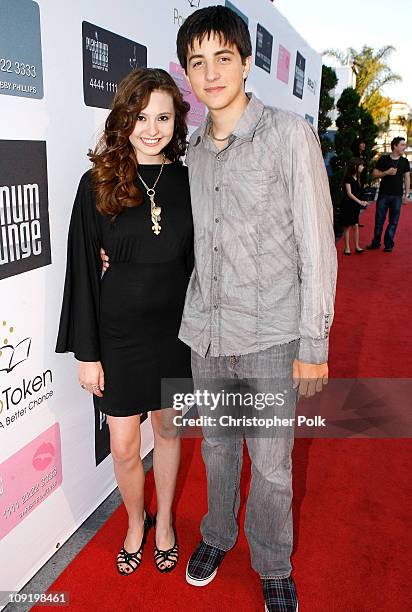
[395,114,412,146]
[323,45,401,125]
[329,87,378,210]
[363,90,392,127]
[318,65,338,155]
[331,88,362,183]
[358,106,379,159]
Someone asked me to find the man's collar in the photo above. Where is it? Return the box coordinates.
[232,93,264,140]
[193,93,264,146]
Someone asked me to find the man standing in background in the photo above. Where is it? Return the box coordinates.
[367,137,410,252]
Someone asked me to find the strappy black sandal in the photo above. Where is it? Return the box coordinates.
[153,513,179,573]
[116,510,153,576]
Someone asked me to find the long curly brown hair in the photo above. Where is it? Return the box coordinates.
[88,68,190,218]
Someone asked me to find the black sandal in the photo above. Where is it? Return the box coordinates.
[153,513,179,573]
[116,510,152,576]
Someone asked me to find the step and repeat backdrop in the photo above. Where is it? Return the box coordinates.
[0,0,321,598]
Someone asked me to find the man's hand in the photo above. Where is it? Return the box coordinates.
[100,248,109,272]
[385,167,397,176]
[292,359,328,398]
[78,361,105,397]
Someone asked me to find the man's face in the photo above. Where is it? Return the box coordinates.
[185,32,251,112]
[393,140,406,155]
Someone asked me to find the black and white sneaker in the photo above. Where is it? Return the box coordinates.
[263,577,298,611]
[186,540,226,586]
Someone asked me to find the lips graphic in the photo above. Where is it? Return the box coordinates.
[32,442,55,471]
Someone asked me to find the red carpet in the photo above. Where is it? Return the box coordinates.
[37,203,412,611]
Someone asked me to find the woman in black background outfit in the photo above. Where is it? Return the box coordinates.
[56,69,193,576]
[340,157,369,254]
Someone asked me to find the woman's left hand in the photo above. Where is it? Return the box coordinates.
[78,361,105,397]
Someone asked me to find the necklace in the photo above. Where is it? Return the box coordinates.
[136,154,165,236]
[211,125,230,142]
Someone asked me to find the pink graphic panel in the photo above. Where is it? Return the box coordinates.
[277,45,291,84]
[0,423,63,540]
[169,61,206,127]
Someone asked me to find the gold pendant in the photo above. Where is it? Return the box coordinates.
[152,222,161,235]
[149,194,162,236]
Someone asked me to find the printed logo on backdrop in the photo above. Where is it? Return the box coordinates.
[94,408,147,466]
[255,24,273,74]
[0,140,51,281]
[293,51,306,99]
[225,1,249,25]
[82,22,147,109]
[306,76,317,95]
[0,320,54,431]
[173,1,202,27]
[94,408,110,466]
[0,323,31,375]
[170,62,206,127]
[0,0,44,99]
[0,423,62,541]
[276,45,291,84]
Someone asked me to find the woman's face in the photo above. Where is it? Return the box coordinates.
[129,89,175,163]
[358,164,365,174]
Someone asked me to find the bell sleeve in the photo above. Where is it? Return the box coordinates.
[55,171,102,361]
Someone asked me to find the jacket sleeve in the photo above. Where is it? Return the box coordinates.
[286,116,337,364]
[55,171,102,361]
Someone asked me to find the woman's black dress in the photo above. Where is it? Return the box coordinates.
[340,177,364,227]
[56,163,193,416]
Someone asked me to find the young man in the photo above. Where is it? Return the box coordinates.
[176,6,337,612]
[367,136,410,252]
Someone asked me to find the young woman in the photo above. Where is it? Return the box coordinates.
[56,68,193,576]
[340,157,369,254]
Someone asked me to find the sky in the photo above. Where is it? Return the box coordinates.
[274,0,411,105]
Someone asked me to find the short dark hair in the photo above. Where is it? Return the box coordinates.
[391,136,405,150]
[176,5,252,72]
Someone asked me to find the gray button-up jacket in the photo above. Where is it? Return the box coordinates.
[178,94,337,364]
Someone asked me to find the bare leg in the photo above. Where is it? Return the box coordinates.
[151,408,181,568]
[344,227,351,253]
[354,224,361,249]
[107,414,145,572]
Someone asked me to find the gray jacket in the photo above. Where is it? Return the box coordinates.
[178,94,337,364]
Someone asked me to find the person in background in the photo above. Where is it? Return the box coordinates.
[340,158,369,255]
[351,139,369,226]
[351,139,368,189]
[367,137,410,252]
